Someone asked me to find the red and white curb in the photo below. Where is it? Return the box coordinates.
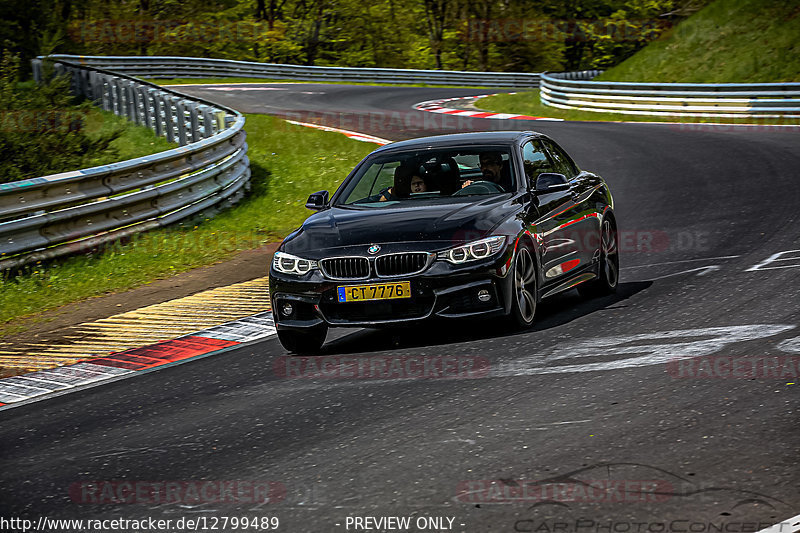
[0,313,276,410]
[413,93,564,121]
[416,94,800,130]
[285,120,390,145]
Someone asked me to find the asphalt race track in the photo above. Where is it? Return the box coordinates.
[1,84,799,532]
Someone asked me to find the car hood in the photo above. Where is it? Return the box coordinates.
[282,196,519,257]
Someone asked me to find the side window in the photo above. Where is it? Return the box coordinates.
[343,162,393,203]
[521,141,552,181]
[373,162,398,194]
[543,140,579,179]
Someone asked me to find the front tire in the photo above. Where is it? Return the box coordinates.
[509,246,538,328]
[578,218,619,297]
[277,325,327,354]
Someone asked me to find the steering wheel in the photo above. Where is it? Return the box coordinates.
[452,180,504,195]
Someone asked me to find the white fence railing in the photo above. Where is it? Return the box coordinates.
[540,71,800,118]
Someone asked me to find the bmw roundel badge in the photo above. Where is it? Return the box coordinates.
[368,244,381,255]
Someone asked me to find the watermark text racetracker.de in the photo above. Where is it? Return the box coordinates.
[273,355,490,380]
[453,228,710,255]
[275,109,518,136]
[68,480,286,504]
[668,117,800,133]
[0,516,280,532]
[667,355,800,379]
[0,110,89,133]
[512,518,792,533]
[457,479,672,504]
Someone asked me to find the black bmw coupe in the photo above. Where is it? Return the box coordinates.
[269,131,618,353]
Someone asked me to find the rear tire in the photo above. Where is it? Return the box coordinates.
[509,246,538,328]
[277,326,327,354]
[578,218,619,297]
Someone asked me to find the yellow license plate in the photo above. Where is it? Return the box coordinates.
[337,281,411,302]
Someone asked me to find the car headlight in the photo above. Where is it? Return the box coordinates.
[272,251,318,275]
[437,236,506,264]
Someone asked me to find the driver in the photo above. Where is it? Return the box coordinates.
[462,152,511,191]
[379,164,416,201]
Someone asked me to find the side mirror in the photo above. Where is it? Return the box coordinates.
[533,173,569,193]
[305,190,329,210]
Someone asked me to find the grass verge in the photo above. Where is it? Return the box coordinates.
[0,115,374,330]
[83,108,177,167]
[598,0,800,83]
[478,90,800,126]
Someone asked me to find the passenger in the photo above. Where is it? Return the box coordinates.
[410,174,428,193]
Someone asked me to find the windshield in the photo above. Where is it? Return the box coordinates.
[335,147,516,207]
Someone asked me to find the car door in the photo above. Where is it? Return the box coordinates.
[521,140,580,283]
[541,139,601,271]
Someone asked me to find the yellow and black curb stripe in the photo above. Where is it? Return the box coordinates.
[0,277,271,373]
[0,277,276,410]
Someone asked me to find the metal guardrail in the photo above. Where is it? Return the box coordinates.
[3,55,541,270]
[540,71,800,118]
[46,55,542,88]
[0,58,250,270]
[12,55,793,270]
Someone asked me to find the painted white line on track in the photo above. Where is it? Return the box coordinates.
[495,324,796,377]
[622,255,741,269]
[645,264,721,281]
[285,120,391,145]
[194,87,289,91]
[756,513,800,533]
[746,250,800,272]
[162,82,309,87]
[777,337,800,355]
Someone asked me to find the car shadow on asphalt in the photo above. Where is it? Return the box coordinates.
[320,280,652,355]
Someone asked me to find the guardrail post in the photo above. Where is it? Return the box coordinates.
[62,65,76,93]
[187,102,201,142]
[72,68,82,95]
[214,111,227,133]
[116,79,128,117]
[99,75,111,111]
[124,81,135,120]
[175,100,188,145]
[77,69,89,98]
[152,92,165,138]
[31,59,43,83]
[86,70,97,101]
[142,87,155,130]
[111,78,122,115]
[163,96,177,144]
[129,83,142,124]
[123,81,133,122]
[201,107,215,138]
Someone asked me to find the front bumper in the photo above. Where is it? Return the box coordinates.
[270,258,511,329]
